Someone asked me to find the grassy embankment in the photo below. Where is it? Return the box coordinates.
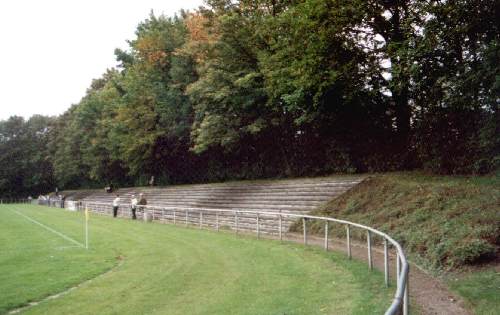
[0,204,392,315]
[295,172,499,314]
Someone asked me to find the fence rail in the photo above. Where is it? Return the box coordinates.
[80,201,409,315]
[0,199,33,204]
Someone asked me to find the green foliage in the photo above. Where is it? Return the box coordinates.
[111,13,195,178]
[187,10,270,154]
[0,0,498,195]
[410,0,500,174]
[0,116,55,197]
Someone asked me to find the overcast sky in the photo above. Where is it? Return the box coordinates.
[0,0,204,121]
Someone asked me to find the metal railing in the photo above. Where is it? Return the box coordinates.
[80,201,410,314]
[0,199,32,204]
[38,199,66,208]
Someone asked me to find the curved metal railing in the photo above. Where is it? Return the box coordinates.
[80,201,409,315]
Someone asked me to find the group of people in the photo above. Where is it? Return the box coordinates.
[112,193,147,220]
[37,194,65,208]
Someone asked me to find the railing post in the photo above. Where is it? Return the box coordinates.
[279,214,283,241]
[346,224,351,259]
[384,238,389,287]
[303,217,307,245]
[256,213,260,239]
[235,211,239,234]
[367,231,373,270]
[396,254,401,287]
[173,210,176,225]
[404,266,410,315]
[199,211,203,229]
[216,211,219,231]
[396,254,401,296]
[185,210,188,227]
[324,220,329,251]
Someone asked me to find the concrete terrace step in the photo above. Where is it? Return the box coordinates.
[86,186,355,196]
[72,179,361,191]
[116,179,361,191]
[146,196,333,202]
[139,201,324,208]
[80,200,322,210]
[134,184,359,194]
[81,195,334,202]
[80,190,357,201]
[105,189,351,198]
[62,176,365,217]
[135,205,319,212]
[149,204,315,211]
[141,196,330,203]
[83,193,344,201]
[65,180,361,195]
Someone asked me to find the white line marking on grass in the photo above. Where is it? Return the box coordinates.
[9,207,85,248]
[55,245,82,250]
[7,260,124,315]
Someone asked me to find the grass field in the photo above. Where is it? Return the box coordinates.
[447,268,500,315]
[0,204,392,315]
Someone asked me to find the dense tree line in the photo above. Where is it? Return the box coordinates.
[0,116,56,197]
[1,0,498,197]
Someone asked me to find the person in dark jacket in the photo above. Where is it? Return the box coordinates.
[112,195,120,217]
[60,195,66,208]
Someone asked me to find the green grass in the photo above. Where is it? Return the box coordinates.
[447,268,500,315]
[0,204,392,315]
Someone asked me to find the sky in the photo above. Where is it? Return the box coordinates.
[0,0,204,120]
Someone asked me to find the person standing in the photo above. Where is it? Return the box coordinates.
[138,193,147,220]
[113,194,120,218]
[130,194,138,220]
[60,195,66,208]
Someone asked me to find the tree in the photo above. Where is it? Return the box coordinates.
[0,116,55,197]
[110,13,197,183]
[409,0,499,173]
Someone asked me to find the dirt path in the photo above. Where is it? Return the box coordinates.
[283,233,472,315]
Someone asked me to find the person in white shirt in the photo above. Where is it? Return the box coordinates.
[130,194,138,220]
[112,195,120,218]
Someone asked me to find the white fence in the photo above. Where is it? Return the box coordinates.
[0,199,33,204]
[81,201,410,315]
